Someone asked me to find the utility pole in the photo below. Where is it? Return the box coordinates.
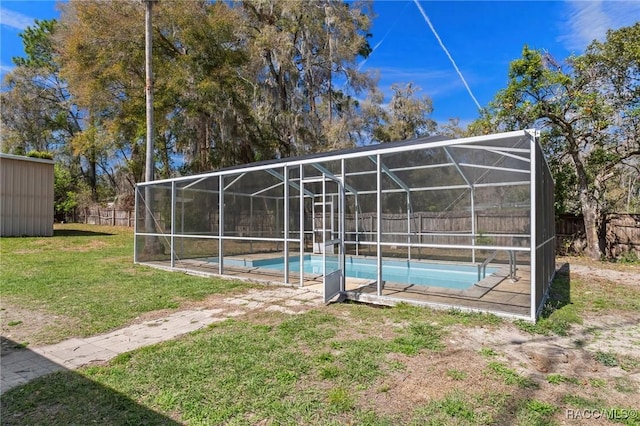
[143,0,161,255]
[145,0,154,185]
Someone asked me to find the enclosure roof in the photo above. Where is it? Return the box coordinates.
[139,129,537,187]
[210,134,449,175]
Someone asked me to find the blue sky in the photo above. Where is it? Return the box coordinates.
[1,1,639,126]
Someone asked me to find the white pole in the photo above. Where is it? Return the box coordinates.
[376,154,382,296]
[529,134,537,321]
[471,187,476,263]
[299,165,305,287]
[219,175,224,275]
[284,166,289,284]
[171,181,175,268]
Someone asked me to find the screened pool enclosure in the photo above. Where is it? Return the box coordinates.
[135,129,555,321]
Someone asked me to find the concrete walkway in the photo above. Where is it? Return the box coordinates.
[1,287,322,394]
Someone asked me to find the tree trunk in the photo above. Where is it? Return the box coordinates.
[571,142,602,260]
[579,191,602,260]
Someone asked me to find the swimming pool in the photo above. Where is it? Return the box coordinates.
[248,255,499,290]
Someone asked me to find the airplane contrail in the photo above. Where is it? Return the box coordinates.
[358,2,410,71]
[413,0,482,111]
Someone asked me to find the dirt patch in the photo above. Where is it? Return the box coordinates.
[360,348,512,416]
[559,256,640,284]
[355,319,639,422]
[568,264,640,287]
[0,302,80,355]
[357,261,640,421]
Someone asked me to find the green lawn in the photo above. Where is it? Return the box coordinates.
[0,224,247,342]
[2,226,639,425]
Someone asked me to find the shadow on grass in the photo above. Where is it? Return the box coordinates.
[541,262,572,317]
[53,229,114,237]
[1,336,178,425]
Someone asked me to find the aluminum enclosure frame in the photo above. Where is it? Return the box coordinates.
[135,129,555,321]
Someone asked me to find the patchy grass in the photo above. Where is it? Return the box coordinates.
[595,350,619,367]
[516,399,557,426]
[514,267,640,337]
[547,374,580,385]
[486,362,538,389]
[571,276,640,313]
[514,272,581,336]
[342,300,503,330]
[2,236,639,424]
[480,347,498,358]
[1,310,448,425]
[446,368,468,381]
[0,224,247,343]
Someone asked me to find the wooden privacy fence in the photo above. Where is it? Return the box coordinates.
[556,213,640,257]
[78,207,135,227]
[345,211,530,246]
[80,207,639,257]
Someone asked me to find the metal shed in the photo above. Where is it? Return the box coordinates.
[135,129,556,321]
[0,153,55,237]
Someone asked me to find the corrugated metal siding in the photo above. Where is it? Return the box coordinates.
[0,154,54,237]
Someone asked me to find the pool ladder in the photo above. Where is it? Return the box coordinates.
[478,250,518,282]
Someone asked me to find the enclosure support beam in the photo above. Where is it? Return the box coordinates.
[299,165,305,287]
[529,135,537,321]
[407,193,411,262]
[355,195,360,257]
[134,187,138,262]
[443,146,475,262]
[471,187,476,263]
[249,198,253,253]
[224,173,245,191]
[180,192,185,260]
[171,181,176,269]
[368,156,411,194]
[311,163,359,195]
[219,175,224,275]
[284,166,290,284]
[376,154,382,296]
[267,169,314,198]
[340,158,346,292]
[322,178,327,284]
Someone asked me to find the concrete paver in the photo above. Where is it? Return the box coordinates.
[1,287,322,394]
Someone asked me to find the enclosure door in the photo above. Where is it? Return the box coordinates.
[313,200,334,254]
[303,175,345,302]
[322,177,344,303]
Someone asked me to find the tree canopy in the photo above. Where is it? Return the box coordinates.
[2,0,443,213]
[470,23,640,259]
[2,2,638,262]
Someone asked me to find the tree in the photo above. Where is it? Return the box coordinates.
[363,83,437,143]
[240,0,376,156]
[56,0,378,176]
[1,20,80,156]
[470,24,640,259]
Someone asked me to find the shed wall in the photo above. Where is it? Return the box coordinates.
[0,155,54,237]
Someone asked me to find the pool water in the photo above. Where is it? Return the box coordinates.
[253,255,498,290]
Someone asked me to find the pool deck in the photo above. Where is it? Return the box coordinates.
[142,253,532,319]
